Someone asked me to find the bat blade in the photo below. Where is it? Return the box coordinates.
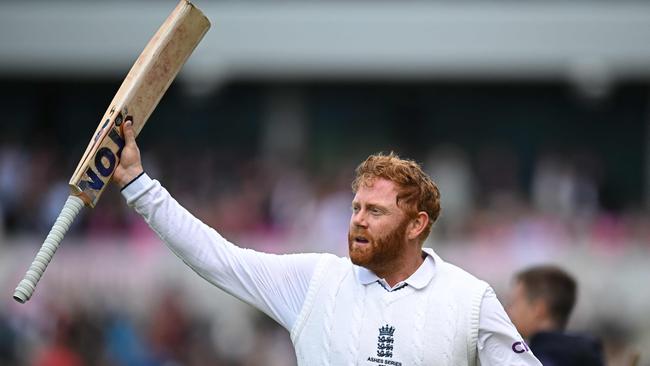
[13,0,210,304]
[69,0,210,207]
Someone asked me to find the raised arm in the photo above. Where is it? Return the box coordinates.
[114,121,322,330]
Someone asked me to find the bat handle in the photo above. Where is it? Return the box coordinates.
[13,195,85,304]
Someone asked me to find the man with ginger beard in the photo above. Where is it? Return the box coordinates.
[348,178,426,285]
[113,120,541,365]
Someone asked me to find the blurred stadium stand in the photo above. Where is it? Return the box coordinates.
[1,1,649,365]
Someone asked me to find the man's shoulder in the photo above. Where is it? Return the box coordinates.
[304,252,351,263]
[282,252,348,262]
[425,248,487,287]
[440,260,483,283]
[303,252,354,274]
[325,252,355,269]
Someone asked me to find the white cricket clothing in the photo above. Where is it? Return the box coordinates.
[122,174,541,366]
[290,250,487,365]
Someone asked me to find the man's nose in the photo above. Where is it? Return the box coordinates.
[352,210,368,228]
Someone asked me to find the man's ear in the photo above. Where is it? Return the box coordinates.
[407,212,429,240]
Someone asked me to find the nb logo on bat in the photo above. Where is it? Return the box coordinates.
[73,115,131,205]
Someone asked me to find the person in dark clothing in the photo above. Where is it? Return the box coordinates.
[0,314,17,366]
[507,265,605,366]
[527,331,604,366]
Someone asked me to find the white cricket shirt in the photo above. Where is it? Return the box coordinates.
[122,174,541,366]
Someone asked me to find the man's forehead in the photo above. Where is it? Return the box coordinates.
[353,178,399,202]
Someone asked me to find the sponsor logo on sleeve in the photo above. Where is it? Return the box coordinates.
[512,341,530,354]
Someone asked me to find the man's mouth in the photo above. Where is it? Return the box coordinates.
[354,236,370,244]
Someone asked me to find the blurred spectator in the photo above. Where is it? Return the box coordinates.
[0,313,17,366]
[33,312,84,366]
[0,142,29,237]
[104,309,162,366]
[243,313,296,366]
[532,152,599,221]
[425,144,475,238]
[507,265,605,366]
[291,167,352,255]
[594,320,641,366]
[475,144,523,210]
[269,167,313,234]
[39,182,71,233]
[147,289,191,364]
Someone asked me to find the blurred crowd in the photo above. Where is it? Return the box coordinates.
[1,139,648,253]
[1,130,649,365]
[0,286,295,366]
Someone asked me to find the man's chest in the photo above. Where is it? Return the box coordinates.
[323,284,467,365]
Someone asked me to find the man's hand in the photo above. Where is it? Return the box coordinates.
[113,120,144,188]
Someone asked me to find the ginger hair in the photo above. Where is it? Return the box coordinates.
[352,152,441,243]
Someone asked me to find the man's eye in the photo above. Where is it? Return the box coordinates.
[352,206,360,213]
[370,208,381,215]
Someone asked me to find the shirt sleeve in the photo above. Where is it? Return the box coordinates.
[477,287,542,366]
[121,173,320,331]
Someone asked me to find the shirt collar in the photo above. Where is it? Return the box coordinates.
[354,247,438,290]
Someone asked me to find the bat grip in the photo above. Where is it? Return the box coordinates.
[13,195,85,304]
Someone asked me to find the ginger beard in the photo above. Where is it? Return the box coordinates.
[348,215,411,272]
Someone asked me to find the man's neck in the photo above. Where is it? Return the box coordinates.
[525,319,561,341]
[374,250,426,288]
[533,319,560,335]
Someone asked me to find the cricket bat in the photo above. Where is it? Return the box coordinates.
[13,0,210,304]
